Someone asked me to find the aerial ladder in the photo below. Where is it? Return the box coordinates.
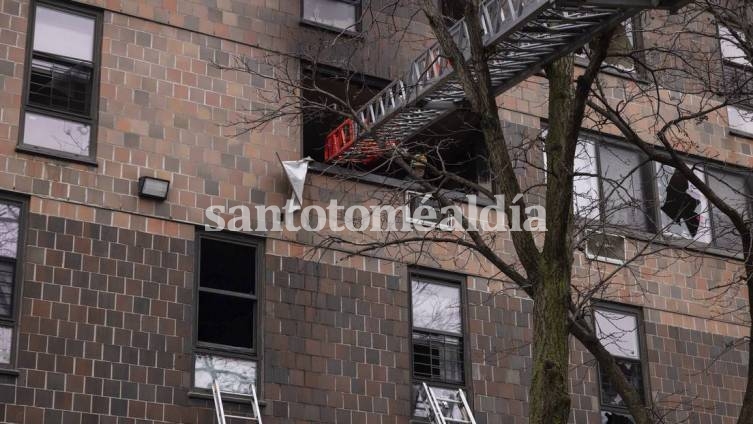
[212,380,263,424]
[419,383,477,424]
[324,0,689,165]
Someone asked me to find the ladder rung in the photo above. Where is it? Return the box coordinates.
[224,414,259,421]
[444,419,471,424]
[434,397,463,404]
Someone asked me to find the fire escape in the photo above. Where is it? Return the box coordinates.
[324,0,688,165]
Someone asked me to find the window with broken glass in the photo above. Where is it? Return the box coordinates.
[19,1,102,163]
[595,306,647,424]
[193,233,263,396]
[0,198,24,370]
[410,271,467,419]
[562,133,751,253]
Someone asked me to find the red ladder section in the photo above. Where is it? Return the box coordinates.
[324,118,395,165]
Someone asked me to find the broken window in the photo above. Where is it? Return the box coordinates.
[0,200,22,367]
[20,1,101,161]
[301,64,387,162]
[594,307,647,421]
[411,272,466,418]
[654,163,711,243]
[193,233,262,396]
[301,0,360,32]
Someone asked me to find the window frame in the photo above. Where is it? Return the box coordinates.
[705,164,753,250]
[191,231,265,398]
[572,134,655,233]
[300,0,362,35]
[718,23,753,139]
[0,193,28,373]
[18,0,103,165]
[408,268,471,419]
[593,302,651,422]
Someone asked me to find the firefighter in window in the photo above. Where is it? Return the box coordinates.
[661,169,701,236]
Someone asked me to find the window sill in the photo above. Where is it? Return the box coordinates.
[300,20,361,38]
[729,128,753,140]
[308,161,497,207]
[0,368,20,377]
[16,145,97,167]
[592,225,746,262]
[188,390,267,407]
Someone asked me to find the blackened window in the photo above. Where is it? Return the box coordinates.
[20,1,101,162]
[193,233,262,396]
[595,306,647,424]
[0,199,24,368]
[411,271,466,418]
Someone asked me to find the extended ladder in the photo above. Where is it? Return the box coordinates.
[421,382,477,424]
[324,0,689,164]
[212,380,263,424]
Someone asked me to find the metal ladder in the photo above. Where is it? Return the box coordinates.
[421,382,477,424]
[212,380,263,424]
[325,0,689,163]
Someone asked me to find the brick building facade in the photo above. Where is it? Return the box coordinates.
[0,0,750,423]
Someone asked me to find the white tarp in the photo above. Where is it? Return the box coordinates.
[278,155,313,213]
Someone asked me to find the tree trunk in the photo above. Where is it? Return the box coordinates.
[528,56,576,424]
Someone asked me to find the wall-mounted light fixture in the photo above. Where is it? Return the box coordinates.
[138,176,170,200]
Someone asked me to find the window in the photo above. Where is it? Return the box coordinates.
[728,105,753,136]
[707,167,752,251]
[440,0,465,24]
[193,233,263,396]
[19,1,102,162]
[572,139,652,231]
[654,162,711,243]
[575,17,641,73]
[301,0,359,32]
[410,271,466,418]
[604,18,639,71]
[594,306,647,424]
[302,64,387,162]
[719,25,750,68]
[719,25,753,137]
[0,198,24,369]
[405,191,455,230]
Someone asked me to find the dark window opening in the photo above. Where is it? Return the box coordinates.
[200,238,256,294]
[193,233,263,396]
[197,291,255,349]
[440,0,466,24]
[302,64,387,162]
